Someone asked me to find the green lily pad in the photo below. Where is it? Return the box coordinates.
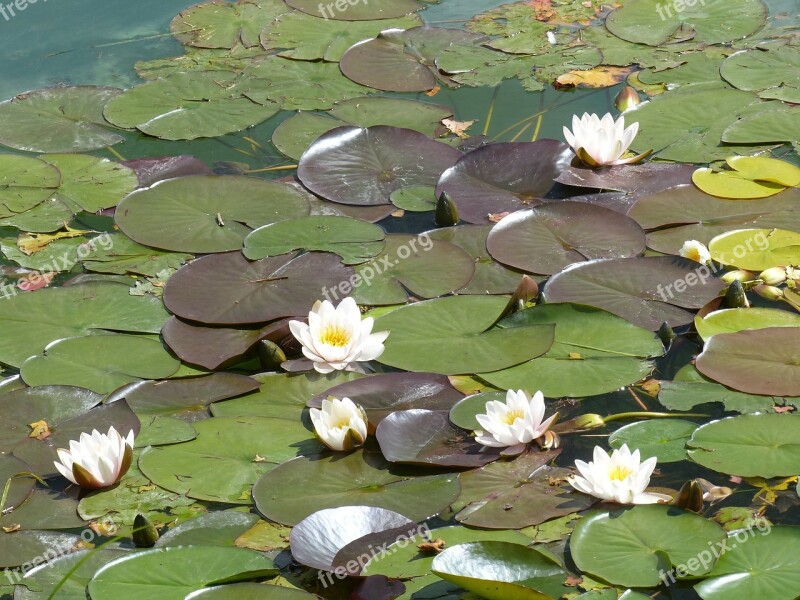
[285,0,424,20]
[481,303,663,397]
[244,216,385,265]
[186,584,318,599]
[135,415,197,447]
[725,156,800,187]
[171,0,290,49]
[708,228,800,271]
[657,377,785,414]
[431,541,568,600]
[570,505,726,587]
[0,86,124,153]
[692,168,785,199]
[80,233,193,278]
[352,234,475,305]
[695,308,800,341]
[271,112,345,160]
[104,72,279,140]
[87,546,277,600]
[139,416,322,504]
[40,154,138,213]
[0,195,74,233]
[606,0,767,46]
[466,3,555,55]
[262,11,423,61]
[608,419,697,463]
[455,451,593,529]
[694,526,800,600]
[0,282,169,367]
[0,530,82,569]
[375,295,555,375]
[720,46,800,103]
[14,549,129,600]
[156,511,260,547]
[0,455,37,513]
[448,391,506,431]
[115,175,310,253]
[20,334,181,393]
[687,413,800,476]
[239,58,372,111]
[0,485,86,531]
[252,449,460,525]
[0,155,60,215]
[722,105,800,144]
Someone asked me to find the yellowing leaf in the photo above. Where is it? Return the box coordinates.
[17,226,92,255]
[727,156,800,187]
[693,167,786,199]
[556,66,634,88]
[28,420,51,440]
[442,118,476,139]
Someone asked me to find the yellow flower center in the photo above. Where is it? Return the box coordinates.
[503,409,525,425]
[319,326,351,347]
[685,248,702,262]
[332,418,352,430]
[609,465,633,481]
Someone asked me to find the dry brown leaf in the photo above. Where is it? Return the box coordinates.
[28,420,51,440]
[17,226,92,255]
[556,66,635,89]
[441,118,476,139]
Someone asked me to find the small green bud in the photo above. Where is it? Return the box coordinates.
[132,513,159,548]
[758,267,788,285]
[435,192,459,227]
[753,284,784,300]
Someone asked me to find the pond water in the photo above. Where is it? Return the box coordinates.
[0,0,799,598]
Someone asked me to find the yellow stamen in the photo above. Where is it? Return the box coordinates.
[609,465,633,481]
[502,409,525,425]
[319,326,351,347]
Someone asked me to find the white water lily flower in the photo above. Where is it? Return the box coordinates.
[288,297,389,374]
[563,112,650,167]
[474,389,557,453]
[309,397,368,451]
[679,240,712,265]
[569,444,672,504]
[53,426,134,490]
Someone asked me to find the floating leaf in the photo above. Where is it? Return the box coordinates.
[687,413,800,476]
[481,303,663,397]
[695,308,800,341]
[87,546,277,600]
[116,175,310,253]
[606,0,767,46]
[41,154,138,213]
[244,216,385,265]
[286,0,424,20]
[171,0,290,49]
[0,530,82,569]
[570,505,726,587]
[164,251,352,325]
[252,449,460,525]
[0,155,61,215]
[0,87,123,153]
[725,156,800,187]
[722,105,800,144]
[720,46,800,103]
[155,511,259,547]
[692,168,785,199]
[351,234,475,305]
[486,202,645,275]
[695,327,800,397]
[609,419,697,463]
[104,72,279,140]
[298,126,461,206]
[14,549,129,600]
[139,416,321,503]
[436,140,573,224]
[20,334,180,393]
[375,295,555,375]
[708,228,800,271]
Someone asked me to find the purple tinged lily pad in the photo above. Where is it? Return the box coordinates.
[162,316,291,370]
[543,256,726,330]
[308,372,463,425]
[486,201,646,275]
[340,27,487,92]
[121,155,212,187]
[695,327,800,397]
[164,251,353,326]
[290,506,415,572]
[555,163,695,195]
[376,409,501,468]
[298,126,462,206]
[436,140,574,224]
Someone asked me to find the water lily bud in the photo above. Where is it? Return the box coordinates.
[614,86,642,112]
[673,479,704,513]
[758,267,788,285]
[53,427,135,490]
[561,413,606,431]
[132,513,159,548]
[721,270,755,283]
[435,192,459,227]
[657,322,675,345]
[309,397,368,452]
[257,339,286,370]
[537,429,561,450]
[753,284,784,300]
[724,279,750,308]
